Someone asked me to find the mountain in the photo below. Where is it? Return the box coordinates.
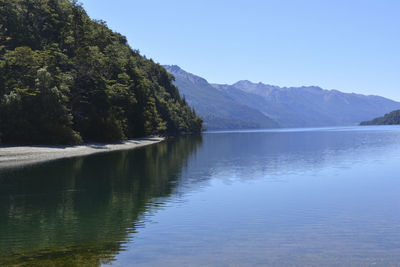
[229,81,400,127]
[360,110,400,125]
[165,65,400,129]
[0,0,202,145]
[164,65,279,130]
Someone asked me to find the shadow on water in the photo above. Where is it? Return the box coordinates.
[0,135,203,266]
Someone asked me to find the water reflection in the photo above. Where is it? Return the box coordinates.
[2,127,400,266]
[0,135,203,266]
[110,127,400,266]
[208,128,400,175]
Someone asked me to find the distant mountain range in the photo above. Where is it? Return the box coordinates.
[165,65,400,130]
[164,65,278,130]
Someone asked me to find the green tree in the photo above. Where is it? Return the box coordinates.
[0,0,202,145]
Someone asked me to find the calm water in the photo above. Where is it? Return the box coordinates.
[1,126,400,266]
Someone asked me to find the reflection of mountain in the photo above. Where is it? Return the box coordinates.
[2,128,400,265]
[192,128,400,183]
[0,136,203,266]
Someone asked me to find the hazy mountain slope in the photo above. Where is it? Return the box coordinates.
[360,110,400,125]
[165,65,400,129]
[164,65,279,130]
[230,81,400,127]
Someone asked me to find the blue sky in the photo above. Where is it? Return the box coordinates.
[79,0,400,100]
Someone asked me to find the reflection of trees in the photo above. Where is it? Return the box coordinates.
[0,135,203,266]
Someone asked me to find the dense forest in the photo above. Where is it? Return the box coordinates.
[360,110,400,125]
[0,0,202,145]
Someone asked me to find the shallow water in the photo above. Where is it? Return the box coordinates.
[1,126,400,266]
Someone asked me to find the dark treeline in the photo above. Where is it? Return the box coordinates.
[0,0,202,144]
[360,110,400,126]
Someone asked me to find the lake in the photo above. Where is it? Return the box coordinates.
[1,126,400,266]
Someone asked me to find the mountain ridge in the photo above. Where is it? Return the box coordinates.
[228,79,400,127]
[165,65,400,129]
[232,80,389,100]
[164,65,279,130]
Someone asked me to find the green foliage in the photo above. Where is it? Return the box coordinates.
[360,110,400,126]
[0,0,202,144]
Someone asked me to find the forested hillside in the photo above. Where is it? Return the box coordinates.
[360,110,400,125]
[0,0,202,145]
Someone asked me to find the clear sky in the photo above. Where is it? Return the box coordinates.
[79,0,400,100]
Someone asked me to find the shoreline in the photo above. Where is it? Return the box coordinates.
[0,137,164,169]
